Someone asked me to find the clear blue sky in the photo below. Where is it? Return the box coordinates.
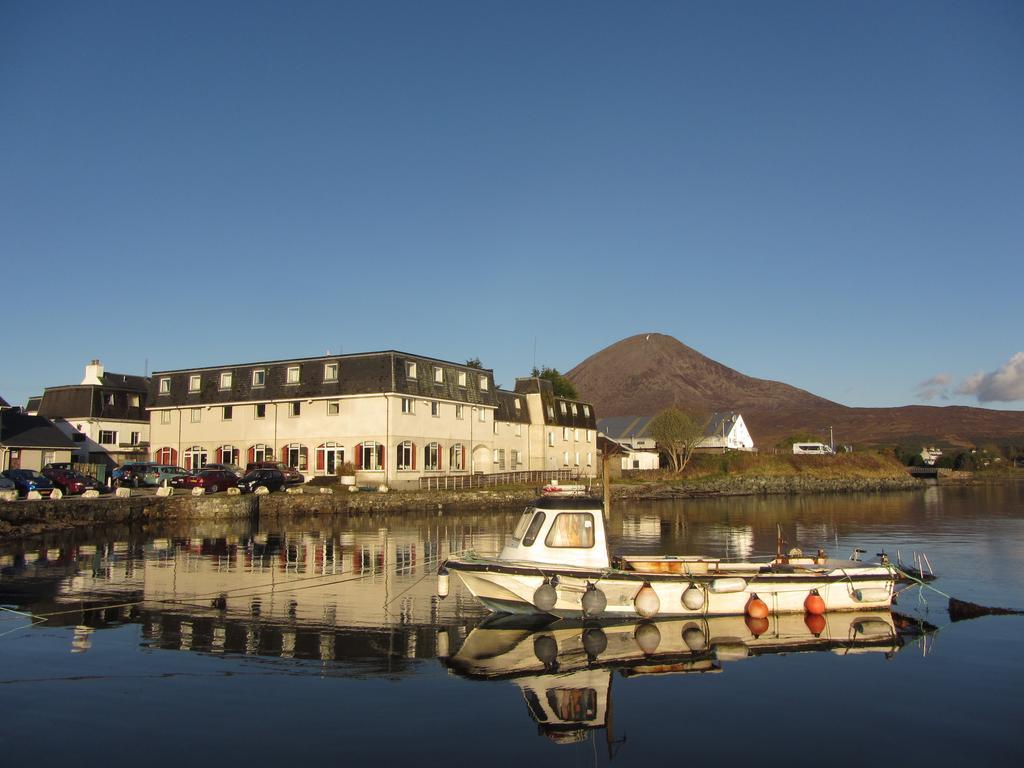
[2,1,1021,410]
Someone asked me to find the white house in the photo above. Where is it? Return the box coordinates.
[698,412,755,452]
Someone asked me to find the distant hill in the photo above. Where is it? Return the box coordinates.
[566,333,1024,448]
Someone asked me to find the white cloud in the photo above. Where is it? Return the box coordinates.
[915,373,951,401]
[956,353,1024,403]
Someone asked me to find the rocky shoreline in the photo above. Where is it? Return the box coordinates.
[0,471,940,541]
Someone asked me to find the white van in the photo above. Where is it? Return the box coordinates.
[792,442,834,455]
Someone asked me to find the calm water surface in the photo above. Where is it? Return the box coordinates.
[1,482,1022,766]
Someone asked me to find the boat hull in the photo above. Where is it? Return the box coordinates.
[449,558,894,618]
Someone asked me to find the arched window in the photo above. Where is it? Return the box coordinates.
[316,443,345,474]
[281,444,308,471]
[217,445,239,465]
[248,444,273,465]
[184,446,208,471]
[424,442,440,471]
[155,447,177,465]
[397,441,415,470]
[355,442,384,471]
[450,444,465,471]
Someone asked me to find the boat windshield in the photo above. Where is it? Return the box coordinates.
[522,512,547,546]
[512,508,535,541]
[545,513,595,548]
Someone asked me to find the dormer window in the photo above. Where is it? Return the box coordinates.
[324,362,339,381]
[158,378,170,395]
[547,405,554,419]
[433,366,443,383]
[104,393,115,406]
[571,403,578,416]
[406,362,417,378]
[188,375,201,392]
[252,369,266,387]
[583,405,590,417]
[479,377,488,391]
[457,371,467,387]
[286,366,300,384]
[219,372,233,390]
[130,395,140,407]
[560,402,567,415]
[514,398,521,410]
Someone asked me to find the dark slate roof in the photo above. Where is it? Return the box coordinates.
[494,390,532,424]
[148,351,501,409]
[598,416,654,440]
[100,372,149,391]
[0,395,9,408]
[704,412,741,438]
[25,396,42,412]
[0,410,77,449]
[38,384,148,422]
[514,377,597,429]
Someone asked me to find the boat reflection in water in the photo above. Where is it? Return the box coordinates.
[444,611,918,749]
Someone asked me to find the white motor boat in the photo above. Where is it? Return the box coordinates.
[442,493,896,619]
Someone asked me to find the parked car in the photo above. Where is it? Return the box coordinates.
[169,469,239,493]
[142,465,190,487]
[244,461,304,484]
[2,469,56,497]
[237,468,288,493]
[42,466,101,495]
[112,462,157,488]
[204,463,244,478]
[0,475,15,492]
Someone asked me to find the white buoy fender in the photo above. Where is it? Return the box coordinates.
[682,584,705,610]
[852,588,891,603]
[534,581,558,612]
[634,582,661,618]
[710,578,747,594]
[436,567,450,599]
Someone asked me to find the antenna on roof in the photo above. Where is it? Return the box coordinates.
[144,357,149,377]
[533,336,537,371]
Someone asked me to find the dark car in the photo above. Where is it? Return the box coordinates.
[204,462,244,478]
[244,461,304,484]
[42,466,101,495]
[237,468,288,493]
[2,469,56,497]
[169,469,239,493]
[112,462,157,488]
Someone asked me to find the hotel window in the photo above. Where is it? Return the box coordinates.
[184,446,209,471]
[406,361,417,378]
[583,405,590,417]
[563,451,569,466]
[255,403,266,419]
[104,392,115,406]
[587,452,593,466]
[252,369,266,387]
[563,427,570,441]
[547,405,554,419]
[575,428,580,441]
[493,420,498,435]
[431,401,440,417]
[189,375,201,392]
[455,404,464,419]
[514,398,521,411]
[424,442,440,471]
[401,397,414,414]
[560,402,567,415]
[587,430,593,442]
[130,394,140,408]
[397,441,414,470]
[219,446,239,465]
[479,377,488,391]
[571,403,578,416]
[493,448,505,470]
[251,443,273,463]
[574,451,580,466]
[285,444,308,471]
[191,408,201,423]
[324,362,338,381]
[478,408,486,423]
[160,411,171,425]
[515,423,522,437]
[289,401,301,417]
[286,366,300,384]
[159,378,170,394]
[457,371,467,387]
[511,449,521,467]
[99,430,117,445]
[219,372,233,390]
[548,431,555,447]
[327,401,340,416]
[450,444,465,471]
[223,406,233,421]
[433,366,443,383]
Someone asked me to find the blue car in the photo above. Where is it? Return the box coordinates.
[2,469,56,498]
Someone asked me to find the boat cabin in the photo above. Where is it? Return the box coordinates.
[499,496,610,570]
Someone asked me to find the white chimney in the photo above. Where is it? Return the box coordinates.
[82,359,104,385]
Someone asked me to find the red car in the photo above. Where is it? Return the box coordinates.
[169,469,239,493]
[42,466,102,495]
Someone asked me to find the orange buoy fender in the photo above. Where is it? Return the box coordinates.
[745,593,769,619]
[804,589,826,615]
